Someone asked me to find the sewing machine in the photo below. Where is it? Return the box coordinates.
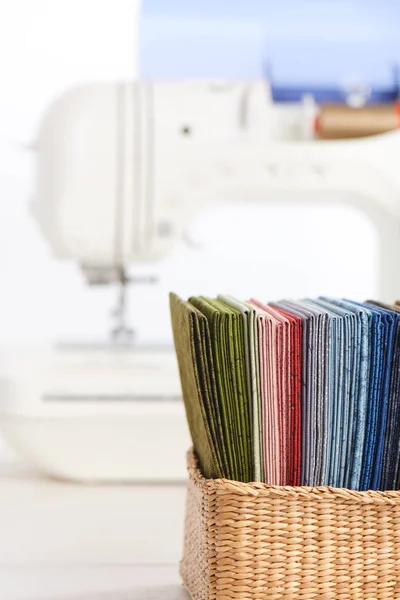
[1,0,400,481]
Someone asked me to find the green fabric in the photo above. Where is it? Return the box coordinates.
[191,296,253,481]
[189,296,238,479]
[218,296,262,481]
[195,304,228,475]
[169,293,222,478]
[171,292,259,482]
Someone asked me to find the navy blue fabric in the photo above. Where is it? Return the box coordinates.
[364,302,399,489]
[382,319,400,490]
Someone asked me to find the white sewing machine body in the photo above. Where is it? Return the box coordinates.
[2,0,400,481]
[33,79,400,299]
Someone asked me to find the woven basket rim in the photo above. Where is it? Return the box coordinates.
[187,448,400,504]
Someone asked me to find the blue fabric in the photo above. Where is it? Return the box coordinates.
[344,303,384,491]
[312,299,356,488]
[322,300,371,489]
[363,303,398,489]
[368,303,400,490]
[388,324,400,489]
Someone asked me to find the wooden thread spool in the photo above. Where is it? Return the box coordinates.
[314,103,400,139]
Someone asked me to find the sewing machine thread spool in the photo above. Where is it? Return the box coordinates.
[314,103,400,139]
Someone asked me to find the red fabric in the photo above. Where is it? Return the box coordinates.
[271,307,303,486]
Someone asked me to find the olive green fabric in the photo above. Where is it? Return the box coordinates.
[195,302,228,476]
[190,296,253,482]
[169,293,222,478]
[218,295,262,482]
[170,292,259,482]
[189,297,238,479]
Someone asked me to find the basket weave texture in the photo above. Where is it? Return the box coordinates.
[181,450,400,600]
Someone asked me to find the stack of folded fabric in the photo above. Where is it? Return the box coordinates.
[170,293,400,491]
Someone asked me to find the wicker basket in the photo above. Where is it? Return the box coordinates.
[181,450,400,600]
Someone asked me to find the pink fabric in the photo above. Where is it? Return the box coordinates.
[250,300,290,486]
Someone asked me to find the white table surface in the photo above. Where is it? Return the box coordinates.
[0,459,189,600]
